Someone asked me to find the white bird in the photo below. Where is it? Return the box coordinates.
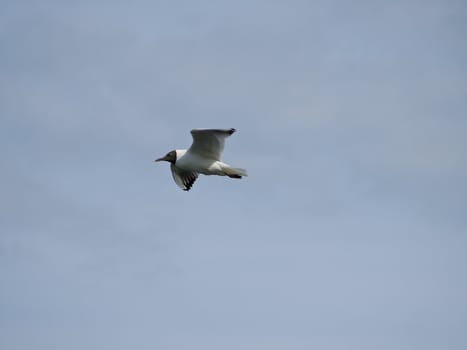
[155,128,247,191]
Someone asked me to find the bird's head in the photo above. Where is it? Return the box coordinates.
[155,150,177,164]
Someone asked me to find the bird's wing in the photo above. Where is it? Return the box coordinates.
[170,164,198,191]
[188,128,236,161]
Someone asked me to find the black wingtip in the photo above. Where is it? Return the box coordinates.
[229,128,236,135]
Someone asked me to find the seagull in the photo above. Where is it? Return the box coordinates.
[155,128,247,191]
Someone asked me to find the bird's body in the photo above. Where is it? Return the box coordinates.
[155,128,247,191]
[174,149,239,176]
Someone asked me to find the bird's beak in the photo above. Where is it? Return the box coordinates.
[154,156,166,162]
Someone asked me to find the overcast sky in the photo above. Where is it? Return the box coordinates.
[1,1,467,349]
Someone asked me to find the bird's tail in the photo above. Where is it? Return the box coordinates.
[222,166,248,178]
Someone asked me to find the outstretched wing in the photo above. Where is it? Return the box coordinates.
[188,128,236,161]
[170,164,198,191]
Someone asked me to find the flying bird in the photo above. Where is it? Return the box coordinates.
[155,128,247,191]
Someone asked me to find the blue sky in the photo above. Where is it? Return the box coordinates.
[1,1,467,349]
